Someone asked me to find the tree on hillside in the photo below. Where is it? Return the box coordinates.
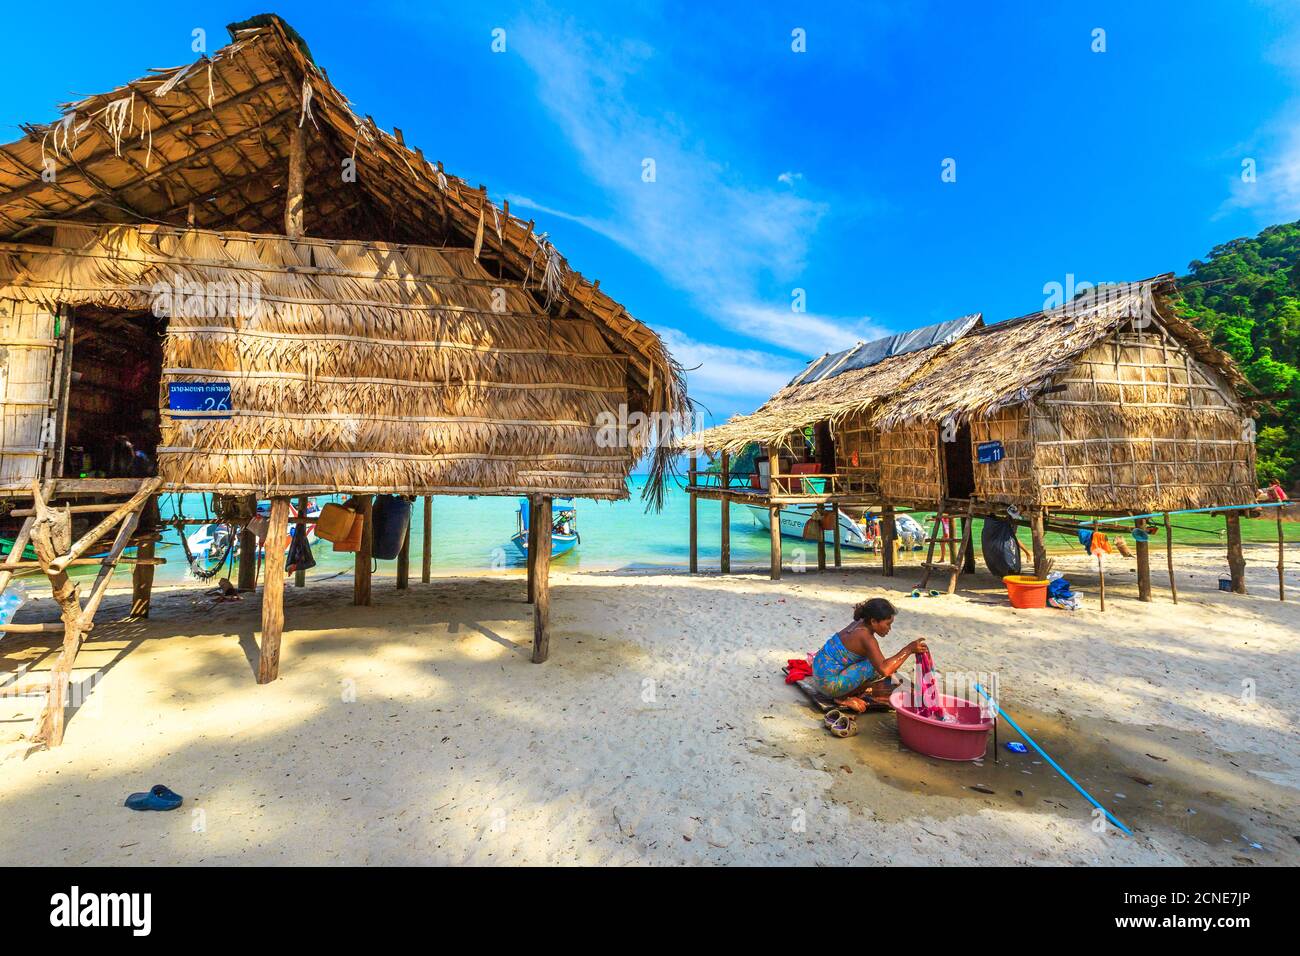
[1177,220,1300,487]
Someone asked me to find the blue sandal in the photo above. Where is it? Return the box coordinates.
[124,784,183,811]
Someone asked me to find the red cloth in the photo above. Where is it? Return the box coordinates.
[785,658,813,683]
[913,650,940,716]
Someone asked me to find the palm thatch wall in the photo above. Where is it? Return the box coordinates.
[0,17,688,503]
[0,224,673,497]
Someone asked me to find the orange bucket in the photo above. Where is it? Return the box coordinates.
[332,511,364,553]
[1003,575,1049,609]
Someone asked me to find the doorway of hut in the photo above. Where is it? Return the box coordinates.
[943,421,975,499]
[59,306,166,481]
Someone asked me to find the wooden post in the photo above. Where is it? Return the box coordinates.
[284,122,306,238]
[129,538,156,618]
[1278,509,1287,602]
[769,505,782,580]
[396,501,411,590]
[881,504,896,577]
[531,495,553,663]
[1097,553,1106,612]
[816,503,827,572]
[526,494,539,604]
[961,515,976,574]
[1135,517,1152,603]
[257,497,290,684]
[1226,511,1246,594]
[1030,508,1048,578]
[688,455,698,575]
[293,494,309,587]
[237,494,258,592]
[421,495,432,584]
[832,505,842,568]
[1164,512,1178,604]
[720,451,731,575]
[353,495,372,606]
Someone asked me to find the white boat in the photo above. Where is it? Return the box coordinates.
[744,504,872,550]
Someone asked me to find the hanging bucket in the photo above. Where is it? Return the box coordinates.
[315,503,357,544]
[371,495,412,560]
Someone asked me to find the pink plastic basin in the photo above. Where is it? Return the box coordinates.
[890,689,994,761]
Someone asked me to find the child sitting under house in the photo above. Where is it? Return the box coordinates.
[812,598,927,712]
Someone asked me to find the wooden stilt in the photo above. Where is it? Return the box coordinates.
[688,455,698,575]
[832,505,842,568]
[238,493,258,592]
[1134,517,1152,603]
[1097,551,1106,611]
[531,495,553,663]
[1278,509,1287,602]
[1164,512,1178,604]
[293,494,309,588]
[769,505,782,581]
[257,497,290,684]
[129,538,156,618]
[1030,508,1048,578]
[961,515,976,574]
[1226,512,1246,594]
[353,495,372,606]
[526,493,539,604]
[881,504,896,577]
[396,500,411,590]
[816,504,827,572]
[421,495,432,584]
[720,451,731,575]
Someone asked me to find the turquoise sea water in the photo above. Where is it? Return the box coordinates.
[147,476,878,585]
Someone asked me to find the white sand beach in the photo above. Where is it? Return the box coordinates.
[1,543,1296,866]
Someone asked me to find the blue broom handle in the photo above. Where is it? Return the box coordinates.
[974,683,1132,836]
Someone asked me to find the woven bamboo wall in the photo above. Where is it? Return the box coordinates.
[1031,329,1257,512]
[0,299,57,490]
[879,422,942,504]
[832,411,880,492]
[969,405,1037,504]
[0,227,642,498]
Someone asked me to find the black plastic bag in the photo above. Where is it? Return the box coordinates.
[285,528,316,574]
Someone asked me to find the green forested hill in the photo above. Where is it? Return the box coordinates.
[1177,221,1300,486]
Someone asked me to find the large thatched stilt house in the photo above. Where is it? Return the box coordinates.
[0,17,686,746]
[686,275,1260,595]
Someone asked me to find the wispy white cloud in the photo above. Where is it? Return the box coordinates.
[1215,108,1300,222]
[508,13,873,375]
[658,328,802,420]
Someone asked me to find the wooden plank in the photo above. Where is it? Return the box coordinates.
[1226,512,1246,594]
[396,500,411,590]
[961,516,976,574]
[531,495,553,663]
[526,493,539,604]
[130,537,156,618]
[237,494,258,591]
[832,505,842,568]
[353,495,373,606]
[1135,517,1152,603]
[1279,509,1287,602]
[421,495,432,584]
[257,497,290,683]
[294,495,308,587]
[47,478,161,573]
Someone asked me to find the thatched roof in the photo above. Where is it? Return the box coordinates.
[692,314,981,455]
[692,274,1253,454]
[0,16,688,502]
[870,274,1250,428]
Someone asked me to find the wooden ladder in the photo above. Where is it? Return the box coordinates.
[916,498,975,594]
[1,477,161,748]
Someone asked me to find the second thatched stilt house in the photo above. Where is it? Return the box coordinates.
[687,275,1260,593]
[0,17,686,747]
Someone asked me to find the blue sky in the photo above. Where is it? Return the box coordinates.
[3,1,1299,424]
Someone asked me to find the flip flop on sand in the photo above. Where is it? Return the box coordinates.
[824,710,859,738]
[124,785,183,811]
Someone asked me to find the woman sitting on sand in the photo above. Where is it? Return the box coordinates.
[812,598,927,712]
